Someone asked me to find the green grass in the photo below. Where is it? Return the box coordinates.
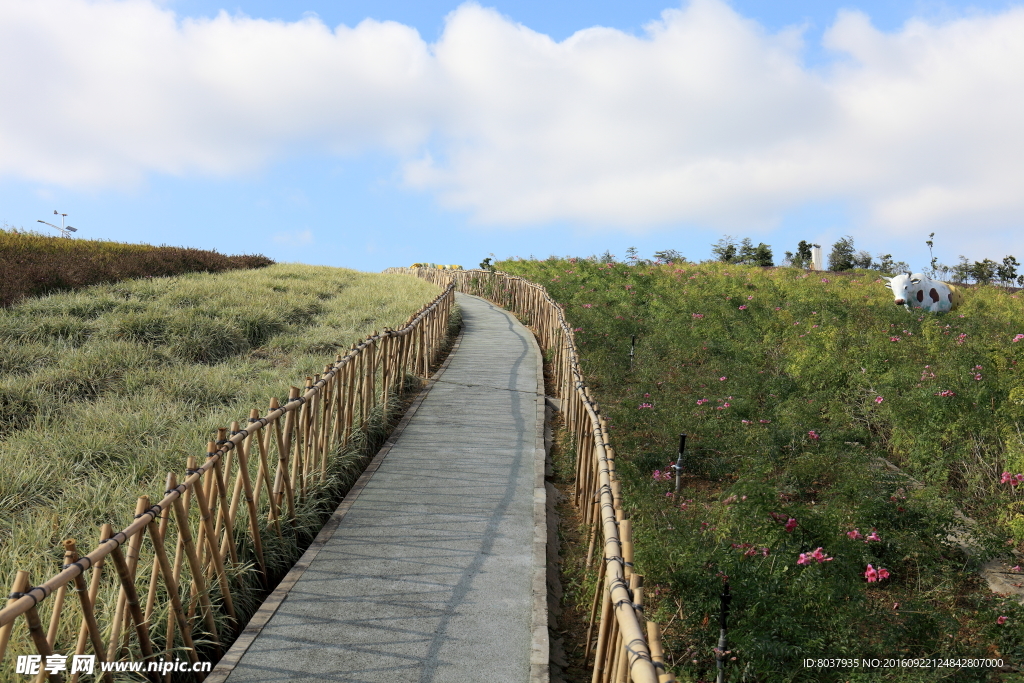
[0,264,442,677]
[500,257,1024,682]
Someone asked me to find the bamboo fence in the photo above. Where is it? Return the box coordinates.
[0,282,455,682]
[388,268,676,683]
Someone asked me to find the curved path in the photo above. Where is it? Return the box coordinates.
[211,293,548,683]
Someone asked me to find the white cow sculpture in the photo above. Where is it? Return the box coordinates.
[882,272,964,313]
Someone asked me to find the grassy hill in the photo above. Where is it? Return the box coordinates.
[0,264,441,671]
[501,258,1024,681]
[0,227,273,307]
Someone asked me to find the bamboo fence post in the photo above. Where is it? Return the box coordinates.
[103,533,156,668]
[191,448,237,625]
[0,570,29,663]
[45,548,73,648]
[298,377,313,499]
[143,495,169,626]
[66,530,109,680]
[332,355,345,451]
[17,572,58,683]
[283,387,302,508]
[169,471,222,653]
[209,439,238,567]
[590,575,613,683]
[270,398,297,530]
[233,420,268,587]
[584,551,607,662]
[249,410,282,539]
[145,477,199,669]
[104,497,148,664]
[646,621,674,683]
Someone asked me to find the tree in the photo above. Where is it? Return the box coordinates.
[951,256,972,283]
[711,236,738,263]
[785,240,814,269]
[970,258,998,285]
[874,254,910,276]
[828,236,857,271]
[852,250,874,269]
[479,257,496,272]
[997,256,1019,287]
[653,249,685,263]
[750,243,774,266]
[625,247,640,265]
[600,250,616,263]
[926,232,938,277]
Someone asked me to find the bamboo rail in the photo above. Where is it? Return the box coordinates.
[387,267,674,683]
[0,282,455,679]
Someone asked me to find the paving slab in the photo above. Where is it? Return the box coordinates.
[213,293,547,683]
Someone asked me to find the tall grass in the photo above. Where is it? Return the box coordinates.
[0,227,273,307]
[501,258,1024,681]
[0,264,442,677]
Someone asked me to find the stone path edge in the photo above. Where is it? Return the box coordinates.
[205,317,467,683]
[527,295,550,683]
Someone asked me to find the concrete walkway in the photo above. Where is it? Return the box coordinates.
[212,293,547,683]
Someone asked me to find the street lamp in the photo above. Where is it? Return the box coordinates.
[37,210,78,238]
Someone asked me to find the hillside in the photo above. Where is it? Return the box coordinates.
[501,258,1024,680]
[0,265,442,670]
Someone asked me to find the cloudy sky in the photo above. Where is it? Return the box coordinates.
[2,0,1023,271]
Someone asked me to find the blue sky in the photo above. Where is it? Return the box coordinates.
[2,0,1023,272]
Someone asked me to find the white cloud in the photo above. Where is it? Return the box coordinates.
[272,229,313,246]
[2,0,1024,238]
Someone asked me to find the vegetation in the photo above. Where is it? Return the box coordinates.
[501,256,1024,681]
[0,226,273,307]
[0,265,442,673]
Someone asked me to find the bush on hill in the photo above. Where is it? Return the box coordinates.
[0,227,273,307]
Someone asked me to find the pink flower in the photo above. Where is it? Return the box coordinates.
[759,419,771,423]
[1001,472,1013,484]
[775,306,781,310]
[722,402,731,408]
[747,296,754,300]
[821,278,830,283]
[808,430,820,441]
[1011,565,1022,572]
[864,564,878,582]
[1013,334,1024,343]
[798,547,833,564]
[652,470,662,480]
[582,303,593,308]
[692,313,704,319]
[696,398,709,405]
[935,389,956,397]
[785,518,798,533]
[638,403,653,409]
[877,567,890,580]
[847,529,863,540]
[890,336,901,342]
[719,376,727,381]
[874,396,884,404]
[974,373,982,381]
[866,529,881,542]
[998,615,1008,625]
[738,305,748,310]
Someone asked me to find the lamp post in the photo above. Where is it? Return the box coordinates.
[37,210,77,238]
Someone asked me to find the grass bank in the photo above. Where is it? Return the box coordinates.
[0,227,273,307]
[502,258,1024,681]
[0,264,442,676]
